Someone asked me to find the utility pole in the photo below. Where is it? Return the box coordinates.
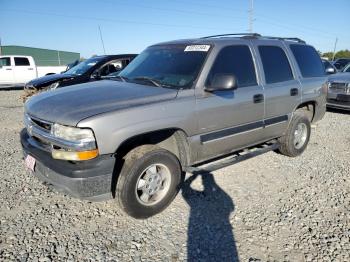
[0,37,2,56]
[332,37,338,61]
[57,50,61,66]
[98,25,106,55]
[248,0,254,33]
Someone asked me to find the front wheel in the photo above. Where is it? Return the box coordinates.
[116,145,181,219]
[278,111,311,157]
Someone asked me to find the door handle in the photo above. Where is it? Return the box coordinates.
[6,68,12,71]
[253,94,264,103]
[28,68,34,70]
[290,88,299,96]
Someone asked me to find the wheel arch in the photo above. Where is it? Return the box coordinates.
[115,128,191,168]
[295,100,317,122]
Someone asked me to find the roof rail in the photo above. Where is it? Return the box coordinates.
[261,36,306,43]
[200,33,306,43]
[201,33,261,39]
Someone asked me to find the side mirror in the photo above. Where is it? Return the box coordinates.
[325,67,336,74]
[91,70,101,79]
[205,74,237,92]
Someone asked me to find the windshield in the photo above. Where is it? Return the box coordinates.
[64,57,103,75]
[343,63,350,72]
[119,44,210,89]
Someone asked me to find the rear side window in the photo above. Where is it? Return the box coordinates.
[207,45,257,88]
[290,45,325,77]
[14,57,30,66]
[258,46,294,84]
[0,57,11,66]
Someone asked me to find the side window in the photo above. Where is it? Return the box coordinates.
[14,57,30,66]
[99,60,120,76]
[258,46,294,84]
[206,45,257,88]
[290,45,325,77]
[0,57,11,66]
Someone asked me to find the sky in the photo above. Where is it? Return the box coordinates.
[0,0,349,58]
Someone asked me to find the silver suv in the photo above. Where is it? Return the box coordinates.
[21,34,327,218]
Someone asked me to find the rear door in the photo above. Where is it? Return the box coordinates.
[252,41,301,139]
[195,43,265,162]
[0,57,14,85]
[13,57,36,84]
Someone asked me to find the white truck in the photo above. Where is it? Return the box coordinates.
[0,55,66,88]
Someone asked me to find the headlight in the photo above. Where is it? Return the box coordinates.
[49,82,60,89]
[52,124,95,144]
[51,124,98,161]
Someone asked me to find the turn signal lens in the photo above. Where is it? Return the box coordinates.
[52,149,99,161]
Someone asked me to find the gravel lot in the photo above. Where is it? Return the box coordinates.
[0,90,349,261]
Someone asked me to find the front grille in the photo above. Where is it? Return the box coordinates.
[31,118,52,132]
[329,82,347,92]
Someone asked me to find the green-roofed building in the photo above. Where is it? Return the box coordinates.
[0,45,80,66]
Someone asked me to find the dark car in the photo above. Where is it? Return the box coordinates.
[24,54,137,93]
[333,58,350,71]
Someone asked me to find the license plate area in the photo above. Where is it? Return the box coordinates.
[25,154,36,172]
[337,94,350,102]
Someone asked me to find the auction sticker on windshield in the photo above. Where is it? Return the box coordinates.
[184,45,210,52]
[25,154,36,172]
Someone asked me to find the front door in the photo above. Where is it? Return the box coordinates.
[195,44,265,162]
[0,57,14,86]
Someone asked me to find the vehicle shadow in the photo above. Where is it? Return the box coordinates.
[326,107,350,115]
[0,86,24,91]
[181,172,239,261]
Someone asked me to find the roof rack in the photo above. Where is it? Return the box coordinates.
[200,33,306,43]
[201,33,261,39]
[261,36,306,43]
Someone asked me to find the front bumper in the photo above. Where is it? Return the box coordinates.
[327,94,350,110]
[20,129,115,201]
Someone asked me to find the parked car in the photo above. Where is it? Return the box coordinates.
[63,59,80,73]
[333,58,350,71]
[327,64,350,110]
[21,34,327,219]
[322,59,337,74]
[0,55,66,88]
[23,54,137,98]
[341,63,350,73]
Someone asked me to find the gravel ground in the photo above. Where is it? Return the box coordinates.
[0,90,349,261]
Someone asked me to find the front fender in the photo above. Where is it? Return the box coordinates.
[77,95,196,154]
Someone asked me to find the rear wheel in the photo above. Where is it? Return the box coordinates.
[116,145,181,219]
[278,111,311,157]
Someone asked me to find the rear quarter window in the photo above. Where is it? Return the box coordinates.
[290,45,325,78]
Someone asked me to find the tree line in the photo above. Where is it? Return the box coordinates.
[321,49,350,60]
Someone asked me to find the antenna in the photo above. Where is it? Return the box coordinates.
[332,37,338,61]
[248,0,254,33]
[98,25,106,55]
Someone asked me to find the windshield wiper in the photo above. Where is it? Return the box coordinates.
[111,75,129,82]
[132,76,162,87]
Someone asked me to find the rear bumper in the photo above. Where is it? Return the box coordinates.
[20,129,115,201]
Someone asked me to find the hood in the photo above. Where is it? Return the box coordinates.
[27,73,75,87]
[328,72,350,83]
[25,80,178,126]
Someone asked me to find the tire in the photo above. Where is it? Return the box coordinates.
[116,145,181,219]
[278,111,311,157]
